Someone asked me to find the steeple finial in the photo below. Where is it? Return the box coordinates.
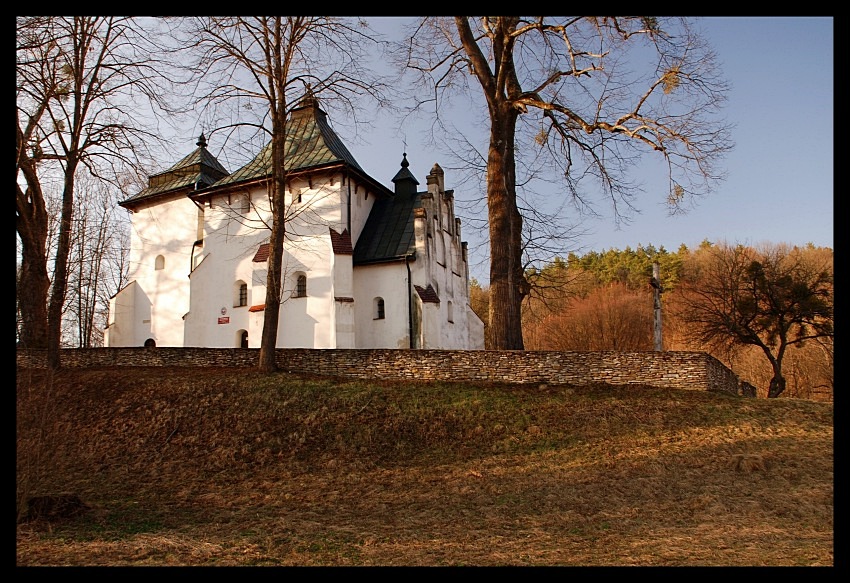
[296,83,320,110]
[196,133,207,148]
[391,151,419,189]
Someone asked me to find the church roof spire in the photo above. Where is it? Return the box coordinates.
[391,152,419,193]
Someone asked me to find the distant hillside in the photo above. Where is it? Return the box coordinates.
[16,366,833,566]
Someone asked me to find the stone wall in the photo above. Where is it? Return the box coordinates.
[17,348,747,396]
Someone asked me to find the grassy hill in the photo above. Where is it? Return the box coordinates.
[16,366,833,567]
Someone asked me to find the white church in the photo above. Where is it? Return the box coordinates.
[104,94,485,350]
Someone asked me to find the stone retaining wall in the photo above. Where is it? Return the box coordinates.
[17,348,747,396]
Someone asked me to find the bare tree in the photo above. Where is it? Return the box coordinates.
[180,17,387,372]
[16,16,174,368]
[673,242,833,398]
[395,16,733,349]
[62,173,130,347]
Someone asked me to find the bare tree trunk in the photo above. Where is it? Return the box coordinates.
[486,105,525,350]
[17,244,50,350]
[258,176,285,372]
[766,346,787,398]
[84,210,110,347]
[70,193,109,348]
[258,76,289,373]
[454,16,528,350]
[46,164,77,369]
[768,370,786,399]
[16,123,50,350]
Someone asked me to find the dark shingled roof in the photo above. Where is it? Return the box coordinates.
[212,94,364,188]
[414,284,440,303]
[353,154,422,265]
[252,243,270,263]
[329,228,353,255]
[119,134,229,208]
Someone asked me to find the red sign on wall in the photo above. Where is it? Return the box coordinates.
[218,317,230,324]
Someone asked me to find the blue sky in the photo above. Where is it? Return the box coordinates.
[343,17,833,283]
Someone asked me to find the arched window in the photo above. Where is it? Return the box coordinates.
[235,280,248,307]
[239,330,248,348]
[155,255,165,270]
[239,195,250,215]
[374,297,385,320]
[294,273,307,298]
[144,338,157,348]
[447,301,454,323]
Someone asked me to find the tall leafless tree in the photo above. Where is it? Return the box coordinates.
[16,16,173,368]
[394,16,733,349]
[179,17,388,372]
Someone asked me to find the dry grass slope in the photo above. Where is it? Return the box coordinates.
[16,366,833,567]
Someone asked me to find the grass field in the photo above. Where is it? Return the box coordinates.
[16,366,833,567]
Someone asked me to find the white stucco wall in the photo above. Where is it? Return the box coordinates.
[277,247,333,348]
[418,300,441,349]
[184,252,253,347]
[348,175,378,244]
[330,244,355,348]
[352,262,411,348]
[183,188,264,347]
[107,195,199,347]
[183,175,352,349]
[104,280,142,347]
[466,305,486,350]
[407,187,480,350]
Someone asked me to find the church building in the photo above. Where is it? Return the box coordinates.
[104,94,485,350]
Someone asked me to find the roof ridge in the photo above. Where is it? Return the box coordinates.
[211,101,363,188]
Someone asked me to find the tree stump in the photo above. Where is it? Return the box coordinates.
[728,454,766,473]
